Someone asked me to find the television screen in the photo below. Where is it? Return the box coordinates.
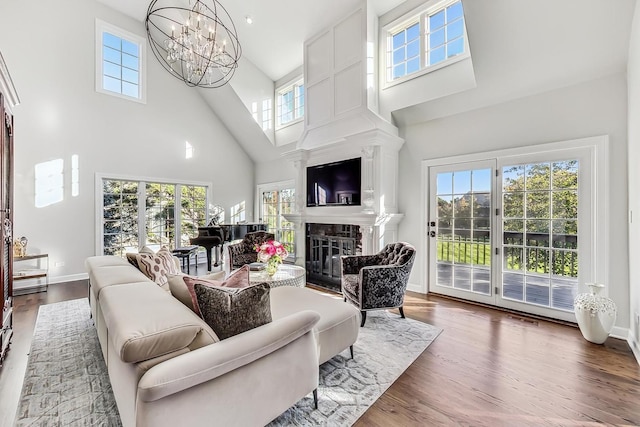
[306,157,361,206]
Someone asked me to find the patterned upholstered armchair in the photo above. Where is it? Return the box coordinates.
[341,242,416,327]
[227,231,275,270]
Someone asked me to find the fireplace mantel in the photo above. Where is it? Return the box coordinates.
[283,212,403,228]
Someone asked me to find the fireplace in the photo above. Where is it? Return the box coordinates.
[280,3,406,289]
[305,223,361,291]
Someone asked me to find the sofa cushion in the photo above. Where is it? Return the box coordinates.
[88,264,150,300]
[180,266,252,316]
[195,283,272,340]
[100,282,218,363]
[270,286,360,364]
[134,247,181,288]
[167,271,226,314]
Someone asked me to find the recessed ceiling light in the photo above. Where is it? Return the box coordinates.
[245,16,253,24]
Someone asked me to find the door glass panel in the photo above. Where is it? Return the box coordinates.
[180,185,207,247]
[501,160,579,312]
[145,183,176,249]
[102,179,138,256]
[261,188,296,258]
[435,168,491,295]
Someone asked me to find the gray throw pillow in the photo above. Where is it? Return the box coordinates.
[194,283,272,340]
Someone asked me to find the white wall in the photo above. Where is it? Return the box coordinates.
[401,73,629,329]
[0,0,254,280]
[627,2,640,363]
[230,56,276,144]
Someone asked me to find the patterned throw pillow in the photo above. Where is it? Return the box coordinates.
[194,283,272,340]
[125,246,161,269]
[135,248,181,287]
[180,265,252,316]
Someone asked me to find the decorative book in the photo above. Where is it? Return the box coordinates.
[249,262,265,271]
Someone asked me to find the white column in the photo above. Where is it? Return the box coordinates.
[361,145,375,214]
[292,152,308,213]
[360,224,374,255]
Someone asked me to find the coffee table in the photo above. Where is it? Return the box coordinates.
[249,264,306,288]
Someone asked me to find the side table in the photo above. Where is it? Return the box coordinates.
[249,264,306,288]
[13,253,49,295]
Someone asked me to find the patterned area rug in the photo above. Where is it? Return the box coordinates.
[268,310,442,426]
[15,299,121,426]
[15,299,441,426]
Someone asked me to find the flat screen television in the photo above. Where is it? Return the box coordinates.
[306,157,361,207]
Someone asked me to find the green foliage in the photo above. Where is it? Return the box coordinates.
[103,180,208,254]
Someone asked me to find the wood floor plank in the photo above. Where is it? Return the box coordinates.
[1,283,638,426]
[355,292,640,426]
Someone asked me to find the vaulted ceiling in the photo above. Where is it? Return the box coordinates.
[95,0,637,161]
[97,0,405,81]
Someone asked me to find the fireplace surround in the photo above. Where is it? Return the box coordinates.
[282,4,406,285]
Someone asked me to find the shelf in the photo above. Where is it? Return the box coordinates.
[14,272,47,280]
[14,254,48,261]
[13,253,48,294]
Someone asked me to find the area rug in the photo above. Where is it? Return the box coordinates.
[15,298,441,426]
[15,298,121,426]
[268,309,442,426]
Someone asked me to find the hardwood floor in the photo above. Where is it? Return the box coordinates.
[357,292,640,427]
[1,282,638,427]
[0,280,88,427]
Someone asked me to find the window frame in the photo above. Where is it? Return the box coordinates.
[256,180,296,260]
[276,78,304,129]
[383,0,470,88]
[95,19,147,103]
[95,173,211,256]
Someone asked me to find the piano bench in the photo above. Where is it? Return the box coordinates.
[172,246,199,274]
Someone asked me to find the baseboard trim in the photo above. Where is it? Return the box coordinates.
[610,326,628,341]
[628,331,640,366]
[407,282,426,294]
[49,273,89,284]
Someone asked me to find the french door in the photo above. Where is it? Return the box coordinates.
[427,143,599,322]
[257,181,296,259]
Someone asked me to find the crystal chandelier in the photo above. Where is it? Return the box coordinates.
[145,0,241,88]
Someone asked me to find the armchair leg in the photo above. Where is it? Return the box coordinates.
[313,388,318,409]
[360,311,366,327]
[399,306,405,318]
[350,345,354,359]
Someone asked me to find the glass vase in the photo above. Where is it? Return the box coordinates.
[266,259,280,277]
[574,283,617,344]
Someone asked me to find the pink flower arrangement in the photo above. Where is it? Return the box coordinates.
[255,240,289,264]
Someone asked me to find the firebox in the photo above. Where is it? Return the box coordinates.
[305,223,361,292]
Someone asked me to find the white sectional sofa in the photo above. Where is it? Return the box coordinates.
[85,255,360,427]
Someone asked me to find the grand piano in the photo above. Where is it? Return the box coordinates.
[190,223,267,272]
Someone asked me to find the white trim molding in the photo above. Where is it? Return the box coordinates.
[0,51,20,107]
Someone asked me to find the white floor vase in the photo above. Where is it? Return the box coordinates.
[574,283,617,344]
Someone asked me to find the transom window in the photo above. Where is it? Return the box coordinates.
[276,79,304,128]
[427,1,464,66]
[95,20,146,103]
[386,0,466,83]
